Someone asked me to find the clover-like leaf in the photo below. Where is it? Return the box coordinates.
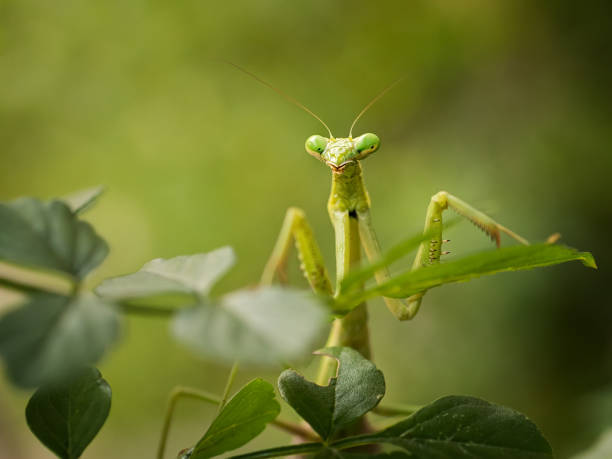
[173,287,328,366]
[60,186,105,215]
[96,247,236,301]
[278,347,385,440]
[191,379,280,458]
[0,198,108,282]
[26,367,111,459]
[0,292,120,388]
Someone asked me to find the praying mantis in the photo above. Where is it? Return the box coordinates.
[235,64,530,383]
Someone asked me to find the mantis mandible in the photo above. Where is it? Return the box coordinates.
[232,64,529,382]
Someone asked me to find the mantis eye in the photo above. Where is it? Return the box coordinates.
[354,133,380,158]
[305,135,329,156]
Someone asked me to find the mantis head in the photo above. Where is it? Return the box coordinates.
[305,134,380,170]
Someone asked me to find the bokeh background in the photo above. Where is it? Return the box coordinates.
[0,1,610,458]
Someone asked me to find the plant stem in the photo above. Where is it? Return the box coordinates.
[229,442,324,458]
[156,384,316,458]
[157,386,221,459]
[271,419,319,442]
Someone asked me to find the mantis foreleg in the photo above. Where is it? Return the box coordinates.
[358,191,529,321]
[260,207,333,296]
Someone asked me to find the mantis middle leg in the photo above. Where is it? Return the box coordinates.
[358,191,529,321]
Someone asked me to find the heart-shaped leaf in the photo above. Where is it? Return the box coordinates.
[278,347,385,440]
[173,287,329,365]
[0,198,108,282]
[96,247,236,301]
[60,186,105,215]
[191,379,280,458]
[26,367,111,459]
[0,292,120,388]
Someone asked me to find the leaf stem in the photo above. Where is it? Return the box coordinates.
[372,403,421,417]
[218,361,239,413]
[271,419,320,442]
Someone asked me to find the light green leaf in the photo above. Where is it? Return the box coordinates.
[173,287,328,366]
[60,186,105,215]
[26,367,111,459]
[96,246,236,301]
[191,379,280,458]
[341,219,460,292]
[0,198,108,282]
[0,292,120,388]
[338,244,596,309]
[277,347,385,440]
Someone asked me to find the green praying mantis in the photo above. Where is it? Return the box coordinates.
[231,64,530,383]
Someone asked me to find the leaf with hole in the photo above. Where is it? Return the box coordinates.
[277,346,385,440]
[26,367,111,459]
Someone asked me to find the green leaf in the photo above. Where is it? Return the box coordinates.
[341,218,460,292]
[25,367,111,459]
[277,347,385,440]
[0,292,120,388]
[0,198,108,282]
[173,287,328,366]
[233,396,552,458]
[96,246,236,301]
[191,379,280,458]
[60,186,105,215]
[334,395,552,458]
[338,243,596,309]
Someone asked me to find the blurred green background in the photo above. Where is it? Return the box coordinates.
[0,1,610,457]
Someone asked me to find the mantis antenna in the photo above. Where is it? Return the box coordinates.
[224,61,334,138]
[348,76,405,138]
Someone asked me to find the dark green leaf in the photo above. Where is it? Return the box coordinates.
[0,292,120,388]
[0,198,108,281]
[278,347,385,440]
[338,243,596,309]
[331,395,553,458]
[26,367,111,459]
[191,379,280,458]
[173,287,328,365]
[96,247,236,301]
[60,186,105,215]
[236,395,552,458]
